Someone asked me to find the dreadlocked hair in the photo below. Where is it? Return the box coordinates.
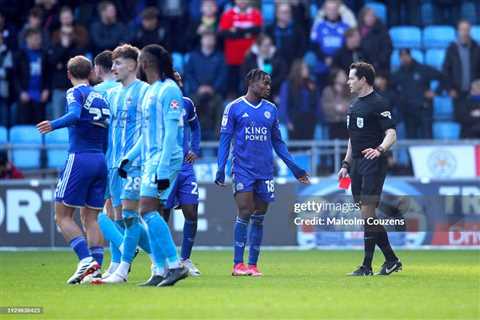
[245,68,268,86]
[141,44,175,81]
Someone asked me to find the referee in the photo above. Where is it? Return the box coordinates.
[338,62,402,276]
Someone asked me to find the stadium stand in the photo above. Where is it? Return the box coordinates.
[389,26,422,49]
[44,128,69,169]
[422,25,456,49]
[9,125,42,169]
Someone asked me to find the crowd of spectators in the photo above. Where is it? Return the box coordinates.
[0,0,479,141]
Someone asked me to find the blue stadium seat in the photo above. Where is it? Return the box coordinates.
[433,121,461,140]
[389,26,422,49]
[425,49,445,70]
[472,25,480,43]
[390,49,424,72]
[314,124,328,140]
[310,3,318,20]
[172,52,184,74]
[366,2,386,23]
[261,1,275,25]
[433,96,454,120]
[0,126,7,144]
[422,26,455,49]
[9,125,42,169]
[45,128,69,169]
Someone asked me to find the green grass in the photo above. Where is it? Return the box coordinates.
[1,250,479,320]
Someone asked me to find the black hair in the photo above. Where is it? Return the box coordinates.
[94,50,113,71]
[349,61,375,86]
[141,44,175,81]
[245,68,269,86]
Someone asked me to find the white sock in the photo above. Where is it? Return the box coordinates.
[107,262,119,274]
[116,261,130,278]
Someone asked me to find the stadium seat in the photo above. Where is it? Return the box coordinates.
[365,2,386,23]
[261,0,275,25]
[0,126,7,145]
[389,26,422,49]
[9,125,42,169]
[422,26,455,49]
[44,128,69,169]
[471,25,480,43]
[433,121,461,139]
[279,123,289,141]
[425,49,445,70]
[314,124,328,140]
[310,3,318,20]
[390,49,424,72]
[433,96,454,120]
[172,52,184,74]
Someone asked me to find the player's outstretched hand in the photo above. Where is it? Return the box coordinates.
[118,159,129,179]
[337,167,349,180]
[185,151,198,164]
[297,173,311,184]
[156,177,170,191]
[36,121,52,134]
[361,148,381,159]
[214,171,226,186]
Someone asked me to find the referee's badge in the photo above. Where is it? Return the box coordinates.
[357,117,364,128]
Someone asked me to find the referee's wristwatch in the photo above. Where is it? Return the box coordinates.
[376,146,385,154]
[341,160,351,171]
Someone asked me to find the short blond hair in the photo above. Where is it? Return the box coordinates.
[67,55,92,79]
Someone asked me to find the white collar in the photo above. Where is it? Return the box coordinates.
[242,96,263,109]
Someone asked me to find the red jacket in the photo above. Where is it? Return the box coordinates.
[0,163,24,179]
[219,6,263,66]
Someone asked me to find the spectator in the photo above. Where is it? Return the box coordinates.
[18,7,50,50]
[37,0,60,33]
[375,72,397,118]
[14,28,50,125]
[219,0,262,98]
[357,6,392,75]
[387,0,421,26]
[186,0,218,51]
[321,68,350,139]
[332,27,364,72]
[279,59,318,140]
[157,0,189,52]
[313,0,357,27]
[0,150,24,179]
[308,0,349,85]
[184,30,227,140]
[47,6,87,120]
[241,34,287,99]
[0,32,13,127]
[391,49,443,139]
[0,11,17,51]
[443,20,480,100]
[265,3,306,71]
[456,79,480,138]
[133,7,170,50]
[90,1,129,55]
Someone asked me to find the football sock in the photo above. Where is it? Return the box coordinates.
[69,236,90,261]
[374,224,398,262]
[181,219,197,260]
[97,212,124,249]
[122,210,141,263]
[143,211,180,269]
[248,213,265,266]
[362,224,376,268]
[89,246,104,266]
[138,221,152,254]
[234,216,249,264]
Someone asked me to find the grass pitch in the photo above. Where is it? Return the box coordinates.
[1,250,479,319]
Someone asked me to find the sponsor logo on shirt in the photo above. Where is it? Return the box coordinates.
[245,126,268,141]
[242,113,249,118]
[380,111,392,119]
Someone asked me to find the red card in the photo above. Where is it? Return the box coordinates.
[339,177,351,190]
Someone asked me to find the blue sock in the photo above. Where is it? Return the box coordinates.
[97,213,123,248]
[143,211,179,268]
[138,222,151,254]
[181,219,197,260]
[69,236,90,261]
[114,219,125,232]
[234,217,249,264]
[122,210,141,263]
[248,213,265,266]
[89,246,104,266]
